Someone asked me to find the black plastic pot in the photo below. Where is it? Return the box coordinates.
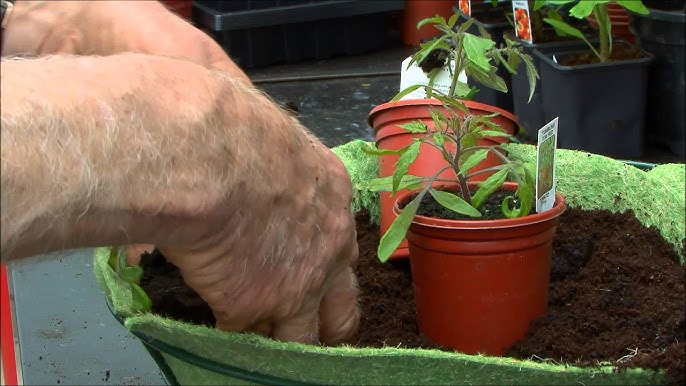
[533,42,654,159]
[192,0,405,68]
[507,30,589,139]
[456,1,514,113]
[629,8,685,159]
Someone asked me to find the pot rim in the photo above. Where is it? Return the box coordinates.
[392,182,567,230]
[368,98,518,128]
[533,41,655,71]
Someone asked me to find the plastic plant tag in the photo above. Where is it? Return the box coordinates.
[399,56,467,100]
[459,0,471,16]
[535,117,558,213]
[512,0,533,43]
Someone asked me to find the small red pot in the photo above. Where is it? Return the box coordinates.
[368,99,519,260]
[394,182,567,355]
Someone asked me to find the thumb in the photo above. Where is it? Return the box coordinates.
[125,244,154,266]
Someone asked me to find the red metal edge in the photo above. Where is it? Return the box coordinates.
[1,264,19,386]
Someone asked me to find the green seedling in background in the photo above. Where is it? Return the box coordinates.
[537,0,649,62]
[402,13,538,102]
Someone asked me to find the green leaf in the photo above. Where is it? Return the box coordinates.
[448,12,460,29]
[392,84,425,101]
[357,175,424,193]
[411,37,451,71]
[543,18,601,60]
[545,8,570,36]
[392,141,421,192]
[430,189,482,217]
[544,0,578,4]
[377,191,425,262]
[457,18,476,34]
[462,34,496,72]
[502,161,536,217]
[429,108,448,130]
[417,15,445,30]
[515,179,535,217]
[360,142,402,156]
[130,283,152,313]
[460,83,479,99]
[471,168,508,208]
[399,121,428,133]
[569,1,604,19]
[494,49,516,74]
[108,247,119,270]
[465,62,508,93]
[433,132,446,146]
[459,148,490,175]
[119,266,144,284]
[501,196,520,218]
[477,24,492,40]
[615,0,649,15]
[460,129,478,151]
[532,0,552,11]
[479,129,512,138]
[522,54,539,103]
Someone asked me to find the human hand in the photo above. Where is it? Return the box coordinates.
[1,53,358,345]
[161,144,360,344]
[126,140,361,344]
[1,0,250,83]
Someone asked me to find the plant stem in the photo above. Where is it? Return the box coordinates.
[448,32,464,98]
[457,174,471,204]
[594,2,611,62]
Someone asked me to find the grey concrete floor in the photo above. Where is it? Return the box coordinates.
[6,19,684,386]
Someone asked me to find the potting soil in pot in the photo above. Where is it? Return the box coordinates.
[94,141,685,385]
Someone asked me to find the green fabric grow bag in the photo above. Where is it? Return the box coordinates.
[94,141,685,385]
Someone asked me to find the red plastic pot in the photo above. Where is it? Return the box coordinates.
[394,182,567,355]
[401,0,457,46]
[368,99,519,260]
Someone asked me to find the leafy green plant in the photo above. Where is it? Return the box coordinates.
[108,247,151,313]
[402,13,538,102]
[360,14,540,262]
[537,0,649,62]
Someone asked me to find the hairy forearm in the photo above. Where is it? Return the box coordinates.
[2,1,251,83]
[0,53,313,260]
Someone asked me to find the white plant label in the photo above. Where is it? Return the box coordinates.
[399,55,467,100]
[512,0,533,44]
[536,117,558,213]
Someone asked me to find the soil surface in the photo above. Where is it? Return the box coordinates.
[557,43,648,66]
[138,208,684,385]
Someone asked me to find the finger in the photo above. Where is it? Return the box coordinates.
[125,244,154,266]
[246,320,273,337]
[318,267,360,345]
[272,305,320,344]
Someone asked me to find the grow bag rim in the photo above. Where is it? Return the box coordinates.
[107,301,309,386]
